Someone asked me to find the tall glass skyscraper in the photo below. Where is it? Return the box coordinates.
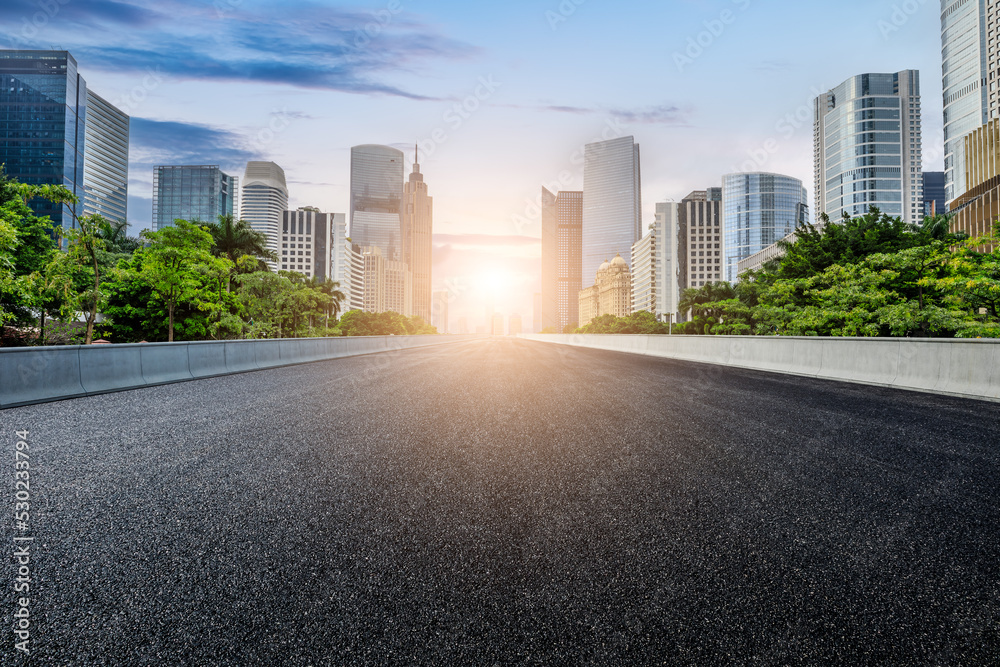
[722,173,808,283]
[349,144,404,260]
[582,136,641,281]
[541,188,583,332]
[242,161,287,262]
[0,50,87,229]
[814,71,923,226]
[940,0,1000,202]
[83,90,129,223]
[152,165,237,230]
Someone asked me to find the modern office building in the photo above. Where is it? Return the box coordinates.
[923,171,946,217]
[279,207,342,281]
[0,50,87,229]
[814,70,923,226]
[940,0,1000,202]
[152,165,237,230]
[722,173,808,283]
[631,230,655,316]
[541,188,583,332]
[680,189,724,289]
[350,144,404,260]
[949,117,1000,242]
[579,254,631,326]
[582,136,642,280]
[385,258,413,317]
[401,146,433,322]
[361,246,386,314]
[338,240,365,312]
[82,90,129,223]
[432,290,449,333]
[243,161,288,261]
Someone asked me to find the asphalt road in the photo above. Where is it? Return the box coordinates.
[3,337,999,665]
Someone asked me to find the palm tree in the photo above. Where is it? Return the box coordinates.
[95,218,141,254]
[204,214,277,290]
[307,277,346,327]
[205,214,277,266]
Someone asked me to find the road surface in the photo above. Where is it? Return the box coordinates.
[3,337,999,664]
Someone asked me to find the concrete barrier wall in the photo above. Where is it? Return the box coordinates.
[519,334,1000,403]
[0,335,482,409]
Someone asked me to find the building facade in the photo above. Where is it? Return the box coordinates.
[681,189,724,289]
[582,136,641,280]
[949,117,1000,242]
[361,246,386,313]
[0,50,87,229]
[923,171,946,216]
[541,188,583,332]
[401,146,433,322]
[940,0,1000,202]
[82,90,129,223]
[279,207,343,281]
[630,229,655,316]
[722,173,808,283]
[350,144,404,260]
[152,165,237,230]
[243,161,288,262]
[814,70,923,226]
[385,259,413,317]
[578,254,631,326]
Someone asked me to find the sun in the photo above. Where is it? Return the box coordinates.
[476,268,511,298]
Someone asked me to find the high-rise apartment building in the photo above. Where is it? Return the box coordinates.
[402,146,433,322]
[279,207,343,281]
[362,246,386,314]
[350,145,404,260]
[940,0,1000,202]
[360,245,411,315]
[0,50,87,229]
[582,136,641,281]
[630,230,655,316]
[82,90,129,223]
[723,173,808,283]
[680,189,723,289]
[814,71,923,226]
[243,162,288,261]
[385,259,413,317]
[152,165,237,230]
[541,188,583,332]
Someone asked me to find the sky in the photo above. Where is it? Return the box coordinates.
[2,0,945,329]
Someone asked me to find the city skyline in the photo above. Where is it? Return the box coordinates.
[0,0,947,324]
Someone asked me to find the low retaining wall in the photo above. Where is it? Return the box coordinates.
[0,335,479,409]
[518,334,1000,403]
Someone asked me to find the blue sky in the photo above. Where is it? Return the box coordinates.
[2,0,944,325]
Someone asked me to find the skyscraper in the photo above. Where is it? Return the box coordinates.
[350,145,404,260]
[940,0,1000,202]
[402,145,433,322]
[722,173,808,283]
[680,189,723,289]
[243,161,288,261]
[0,50,87,229]
[279,207,342,281]
[152,165,237,230]
[82,90,129,223]
[541,188,583,332]
[814,71,923,226]
[582,136,642,281]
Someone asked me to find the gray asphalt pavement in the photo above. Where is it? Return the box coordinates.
[3,337,999,665]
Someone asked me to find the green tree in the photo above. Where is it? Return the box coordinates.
[205,214,277,280]
[139,220,221,342]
